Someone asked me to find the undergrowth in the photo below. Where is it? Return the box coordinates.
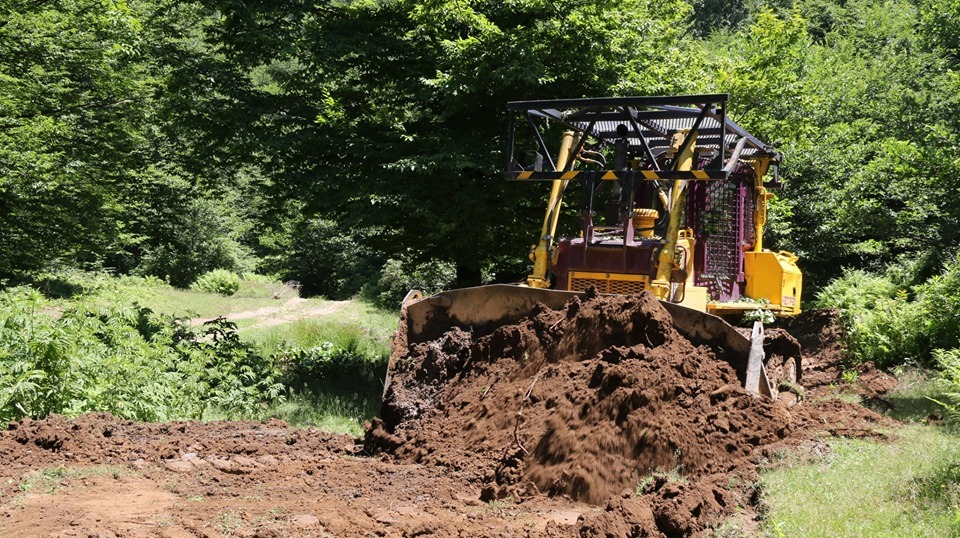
[815,260,960,370]
[0,276,394,433]
[760,424,960,537]
[932,349,960,421]
[0,287,285,422]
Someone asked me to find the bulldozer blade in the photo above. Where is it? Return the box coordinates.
[744,321,774,398]
[385,285,581,400]
[386,285,777,399]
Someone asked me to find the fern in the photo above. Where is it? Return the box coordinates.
[931,349,960,421]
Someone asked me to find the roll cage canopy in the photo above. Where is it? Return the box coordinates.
[505,94,781,182]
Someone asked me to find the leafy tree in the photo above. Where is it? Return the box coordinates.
[700,2,960,289]
[0,0,153,278]
[132,169,255,287]
[241,0,700,286]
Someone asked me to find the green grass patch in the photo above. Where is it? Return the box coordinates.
[121,281,303,321]
[19,465,131,494]
[254,388,381,436]
[245,310,396,357]
[760,424,960,537]
[880,368,952,423]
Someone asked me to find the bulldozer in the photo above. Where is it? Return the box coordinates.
[386,95,802,400]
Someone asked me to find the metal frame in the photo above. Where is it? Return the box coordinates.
[505,94,779,182]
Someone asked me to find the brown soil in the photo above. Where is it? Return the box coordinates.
[0,293,895,538]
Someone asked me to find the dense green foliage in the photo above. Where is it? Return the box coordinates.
[3,0,960,292]
[191,269,241,296]
[0,288,283,422]
[814,256,960,367]
[0,281,389,426]
[932,349,960,420]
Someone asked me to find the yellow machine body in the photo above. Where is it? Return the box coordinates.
[514,96,802,319]
[744,251,802,314]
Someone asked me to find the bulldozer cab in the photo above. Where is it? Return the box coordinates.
[505,95,801,317]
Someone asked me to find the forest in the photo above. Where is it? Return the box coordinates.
[4,0,960,375]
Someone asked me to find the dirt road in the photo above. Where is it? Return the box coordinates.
[188,297,349,331]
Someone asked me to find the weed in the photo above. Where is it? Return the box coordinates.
[216,509,243,535]
[635,455,689,496]
[18,465,130,494]
[742,307,774,325]
[840,369,859,384]
[776,380,805,400]
[485,496,515,516]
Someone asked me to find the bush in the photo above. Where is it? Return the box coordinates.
[0,288,284,423]
[931,348,960,421]
[916,260,960,352]
[815,259,960,369]
[269,217,383,299]
[365,258,456,309]
[815,269,925,367]
[191,269,241,296]
[273,342,387,388]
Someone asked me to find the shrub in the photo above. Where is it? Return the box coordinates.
[814,269,900,314]
[273,342,387,388]
[134,174,257,287]
[366,258,456,308]
[815,269,925,367]
[931,348,960,421]
[0,288,285,423]
[191,269,241,296]
[916,259,960,352]
[270,217,383,299]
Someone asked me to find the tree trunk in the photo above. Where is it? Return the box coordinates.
[455,263,482,288]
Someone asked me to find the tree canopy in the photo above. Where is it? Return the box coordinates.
[2,0,960,298]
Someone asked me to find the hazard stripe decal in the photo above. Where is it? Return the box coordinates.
[506,169,728,181]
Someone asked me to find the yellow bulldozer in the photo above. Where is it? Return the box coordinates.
[386,95,803,399]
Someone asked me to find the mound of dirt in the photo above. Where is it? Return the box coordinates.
[372,291,800,535]
[4,413,355,468]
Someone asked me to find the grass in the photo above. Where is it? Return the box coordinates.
[760,424,960,537]
[882,367,951,423]
[18,465,130,494]
[759,374,960,537]
[204,387,383,436]
[245,307,397,357]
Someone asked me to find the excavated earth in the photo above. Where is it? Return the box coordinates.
[0,292,895,537]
